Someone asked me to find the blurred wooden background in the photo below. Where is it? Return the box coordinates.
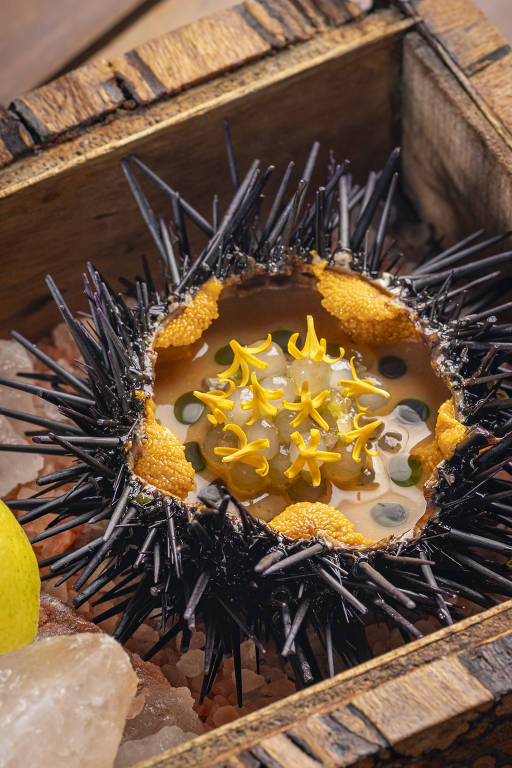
[0,0,511,106]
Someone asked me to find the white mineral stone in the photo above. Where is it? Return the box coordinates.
[176,648,205,678]
[0,339,35,418]
[0,632,138,768]
[0,414,43,496]
[125,656,203,740]
[231,669,265,693]
[114,726,197,768]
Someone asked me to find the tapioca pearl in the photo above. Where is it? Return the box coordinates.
[290,357,331,391]
[322,442,362,485]
[329,359,353,387]
[260,375,296,403]
[268,444,292,487]
[230,462,267,495]
[246,419,279,459]
[289,432,328,463]
[250,339,287,378]
[370,501,409,527]
[203,426,239,463]
[202,376,232,392]
[327,389,353,418]
[275,409,313,442]
[378,431,403,453]
[287,475,331,504]
[336,412,353,439]
[358,375,389,411]
[230,386,253,425]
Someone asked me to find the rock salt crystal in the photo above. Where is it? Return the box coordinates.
[0,633,138,768]
[37,596,203,749]
[176,648,205,678]
[126,622,159,658]
[115,726,198,768]
[0,340,36,420]
[212,705,239,727]
[0,414,43,496]
[126,655,203,740]
[231,669,265,693]
[240,639,257,670]
[161,663,188,689]
[175,629,206,651]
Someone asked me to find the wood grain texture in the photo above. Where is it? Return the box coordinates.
[352,657,492,756]
[0,0,145,106]
[0,9,410,337]
[413,0,512,148]
[141,604,512,767]
[112,6,271,105]
[0,107,34,169]
[11,61,125,142]
[89,0,238,65]
[401,33,512,245]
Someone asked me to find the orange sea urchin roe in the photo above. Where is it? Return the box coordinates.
[311,264,417,346]
[269,502,373,546]
[155,278,223,348]
[415,398,467,479]
[134,398,194,499]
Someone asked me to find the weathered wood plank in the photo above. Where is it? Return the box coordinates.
[112,7,272,106]
[0,9,411,337]
[143,605,512,767]
[352,656,492,757]
[11,61,125,143]
[0,107,34,168]
[0,0,145,105]
[459,632,512,697]
[413,0,512,146]
[402,33,512,245]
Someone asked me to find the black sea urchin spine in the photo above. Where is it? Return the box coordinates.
[3,132,512,703]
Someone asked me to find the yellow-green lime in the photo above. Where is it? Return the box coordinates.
[0,499,40,654]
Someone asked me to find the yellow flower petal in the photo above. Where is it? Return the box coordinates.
[218,335,272,387]
[214,423,270,476]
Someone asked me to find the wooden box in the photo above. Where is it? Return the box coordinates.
[1,1,512,765]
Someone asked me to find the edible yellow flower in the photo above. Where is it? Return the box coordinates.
[344,412,382,463]
[288,315,343,364]
[337,357,390,412]
[218,335,271,386]
[193,380,235,426]
[283,382,330,431]
[242,372,283,425]
[285,429,341,487]
[214,423,270,476]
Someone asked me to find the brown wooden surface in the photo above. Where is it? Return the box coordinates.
[0,9,411,337]
[11,61,125,142]
[0,107,34,167]
[112,6,273,106]
[88,0,238,65]
[0,0,147,107]
[401,31,512,245]
[412,0,512,151]
[0,0,361,164]
[140,603,512,767]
